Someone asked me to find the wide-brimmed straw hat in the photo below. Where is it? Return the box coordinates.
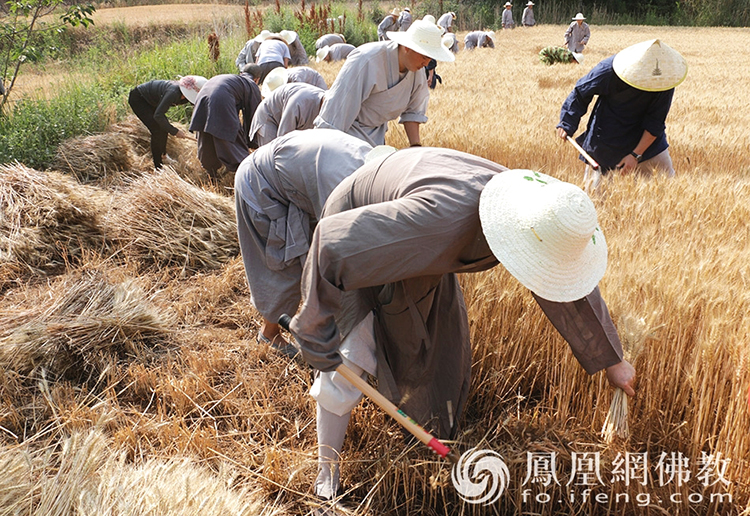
[613,39,687,92]
[572,12,586,20]
[390,7,400,15]
[387,19,456,62]
[279,30,298,44]
[478,169,607,302]
[487,30,496,41]
[572,51,584,63]
[261,67,289,97]
[178,75,208,104]
[526,1,535,6]
[316,46,331,62]
[422,14,436,24]
[255,29,271,42]
[365,145,397,163]
[504,2,512,6]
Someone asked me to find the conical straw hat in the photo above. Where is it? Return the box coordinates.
[613,39,687,92]
[478,169,607,302]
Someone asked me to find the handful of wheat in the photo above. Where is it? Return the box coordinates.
[601,315,660,443]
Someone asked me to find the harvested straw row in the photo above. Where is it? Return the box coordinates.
[0,266,173,381]
[52,132,135,185]
[104,167,238,272]
[0,163,110,284]
[0,429,272,516]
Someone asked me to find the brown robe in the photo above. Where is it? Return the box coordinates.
[290,147,623,438]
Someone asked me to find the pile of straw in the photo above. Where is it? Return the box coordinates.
[52,132,135,185]
[0,266,173,381]
[0,163,109,284]
[0,429,272,515]
[113,115,208,186]
[104,167,238,272]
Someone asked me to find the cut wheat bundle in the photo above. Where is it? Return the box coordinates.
[52,132,136,185]
[0,163,110,284]
[0,266,173,381]
[104,167,238,272]
[113,115,207,186]
[601,315,660,443]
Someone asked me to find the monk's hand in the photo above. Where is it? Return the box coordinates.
[616,153,638,175]
[606,360,636,397]
[556,127,568,140]
[175,129,188,139]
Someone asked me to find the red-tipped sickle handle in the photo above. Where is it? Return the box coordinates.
[278,314,459,464]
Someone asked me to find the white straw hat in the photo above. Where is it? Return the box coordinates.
[504,2,512,6]
[364,145,397,163]
[279,30,298,44]
[422,14,436,23]
[442,33,457,48]
[255,29,271,42]
[178,75,208,104]
[316,46,331,62]
[387,19,456,62]
[613,39,687,92]
[573,12,586,20]
[478,169,607,302]
[261,66,289,97]
[572,51,584,63]
[526,1,534,5]
[486,30,496,41]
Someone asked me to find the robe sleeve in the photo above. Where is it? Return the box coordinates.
[557,60,611,136]
[314,51,375,133]
[398,71,429,124]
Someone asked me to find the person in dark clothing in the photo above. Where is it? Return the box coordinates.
[188,73,262,182]
[424,59,441,89]
[128,75,207,169]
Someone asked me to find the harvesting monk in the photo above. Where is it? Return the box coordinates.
[286,66,328,90]
[280,30,309,66]
[502,2,515,29]
[314,18,455,147]
[314,43,355,63]
[377,8,401,40]
[522,1,536,27]
[556,39,687,192]
[436,11,456,33]
[315,33,346,50]
[253,32,293,83]
[248,82,325,148]
[286,147,636,501]
[564,13,590,53]
[464,30,496,50]
[188,72,261,183]
[235,30,270,71]
[234,129,372,352]
[128,75,207,169]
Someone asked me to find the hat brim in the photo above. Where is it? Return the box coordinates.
[180,85,199,104]
[478,170,607,302]
[386,31,456,62]
[613,39,687,92]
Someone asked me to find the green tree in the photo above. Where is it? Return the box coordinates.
[0,0,95,112]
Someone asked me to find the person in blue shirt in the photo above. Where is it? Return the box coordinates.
[556,39,687,192]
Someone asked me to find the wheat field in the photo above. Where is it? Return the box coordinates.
[0,17,748,516]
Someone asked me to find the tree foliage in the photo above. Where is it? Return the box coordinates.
[0,0,95,112]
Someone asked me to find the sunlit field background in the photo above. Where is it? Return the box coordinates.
[0,9,748,515]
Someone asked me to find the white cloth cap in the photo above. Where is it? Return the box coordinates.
[387,19,456,62]
[613,39,687,92]
[478,169,607,302]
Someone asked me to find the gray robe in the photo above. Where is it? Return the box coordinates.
[377,15,399,40]
[249,83,325,148]
[234,129,372,322]
[522,7,535,26]
[565,21,590,52]
[287,66,328,90]
[502,8,515,28]
[316,34,345,50]
[464,31,495,50]
[236,38,262,71]
[326,43,355,62]
[437,12,453,32]
[290,147,624,439]
[397,10,412,31]
[314,40,429,146]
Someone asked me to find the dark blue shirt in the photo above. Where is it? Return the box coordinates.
[557,56,674,172]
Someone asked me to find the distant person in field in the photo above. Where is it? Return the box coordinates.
[313,18,455,147]
[315,43,355,63]
[564,13,590,53]
[539,46,583,65]
[188,72,262,183]
[234,129,372,353]
[437,11,456,32]
[280,30,309,66]
[556,39,687,192]
[286,147,637,502]
[128,75,207,170]
[443,32,459,53]
[254,33,292,83]
[502,2,515,29]
[249,82,326,148]
[522,1,536,26]
[398,7,413,31]
[287,66,328,90]
[235,30,270,71]
[315,33,346,50]
[464,30,496,50]
[378,8,401,40]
